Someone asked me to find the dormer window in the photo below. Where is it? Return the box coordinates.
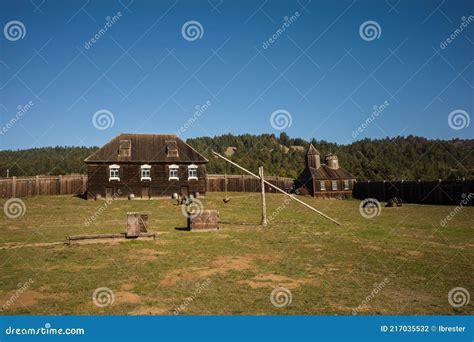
[188,164,198,180]
[109,164,120,181]
[141,164,151,181]
[168,164,179,181]
[166,140,179,157]
[119,140,131,157]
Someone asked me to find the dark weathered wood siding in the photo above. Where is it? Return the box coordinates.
[312,179,355,198]
[87,163,207,199]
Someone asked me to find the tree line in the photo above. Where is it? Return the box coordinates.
[0,134,472,181]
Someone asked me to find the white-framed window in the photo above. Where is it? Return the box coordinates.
[109,164,120,181]
[141,164,151,181]
[188,164,198,180]
[320,181,326,191]
[343,180,350,190]
[332,180,338,191]
[168,164,179,181]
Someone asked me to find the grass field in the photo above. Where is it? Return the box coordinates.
[0,192,472,315]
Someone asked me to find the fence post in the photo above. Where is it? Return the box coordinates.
[242,175,245,192]
[400,179,404,200]
[259,167,267,226]
[367,180,370,198]
[417,179,421,202]
[437,179,442,204]
[81,174,87,194]
[35,175,40,196]
[58,175,62,195]
[382,180,386,201]
[12,176,16,198]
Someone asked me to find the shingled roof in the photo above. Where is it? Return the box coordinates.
[309,165,355,180]
[84,134,208,163]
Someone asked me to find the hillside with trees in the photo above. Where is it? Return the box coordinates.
[0,134,472,181]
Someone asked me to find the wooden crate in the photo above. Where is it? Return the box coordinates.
[187,210,219,230]
[126,213,149,237]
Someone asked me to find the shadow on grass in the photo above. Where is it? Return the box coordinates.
[175,227,191,232]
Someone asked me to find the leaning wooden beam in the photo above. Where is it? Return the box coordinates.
[211,151,341,226]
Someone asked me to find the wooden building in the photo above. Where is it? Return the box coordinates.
[295,144,355,198]
[85,134,208,199]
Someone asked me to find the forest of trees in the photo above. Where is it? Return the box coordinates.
[0,134,472,181]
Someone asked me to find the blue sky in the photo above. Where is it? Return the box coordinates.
[0,0,472,150]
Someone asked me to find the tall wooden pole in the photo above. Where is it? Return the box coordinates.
[259,166,267,226]
[212,151,341,226]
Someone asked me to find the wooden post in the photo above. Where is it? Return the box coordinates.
[12,176,16,198]
[81,174,87,194]
[259,166,267,226]
[35,175,40,196]
[382,180,386,202]
[400,179,404,200]
[58,175,63,195]
[417,179,422,203]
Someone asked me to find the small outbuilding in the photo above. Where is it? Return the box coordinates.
[295,144,355,198]
[84,133,208,200]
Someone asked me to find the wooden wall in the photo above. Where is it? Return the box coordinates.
[0,174,86,199]
[353,180,474,206]
[1,174,472,206]
[206,174,294,193]
[86,163,208,199]
[0,173,295,198]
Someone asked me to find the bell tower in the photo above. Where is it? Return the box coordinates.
[305,144,321,169]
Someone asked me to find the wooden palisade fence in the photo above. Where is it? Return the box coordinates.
[1,174,472,206]
[0,174,294,199]
[352,179,474,206]
[0,174,87,199]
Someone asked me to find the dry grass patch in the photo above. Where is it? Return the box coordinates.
[160,254,278,286]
